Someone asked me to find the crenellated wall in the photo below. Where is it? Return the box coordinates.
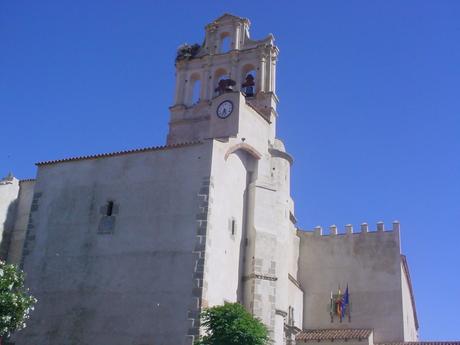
[297,221,417,343]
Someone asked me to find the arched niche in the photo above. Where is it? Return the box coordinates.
[188,73,201,105]
[225,144,260,189]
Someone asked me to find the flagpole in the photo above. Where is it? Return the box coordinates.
[330,290,334,323]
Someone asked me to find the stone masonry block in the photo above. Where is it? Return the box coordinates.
[196,213,207,220]
[185,335,195,345]
[199,186,209,194]
[188,310,200,319]
[196,226,207,236]
[188,327,199,336]
[194,242,205,252]
[193,271,204,279]
[188,297,201,310]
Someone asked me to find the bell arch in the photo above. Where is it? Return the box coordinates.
[219,32,232,53]
[241,64,257,97]
[186,72,201,106]
[213,68,232,96]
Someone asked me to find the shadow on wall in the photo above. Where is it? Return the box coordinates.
[0,199,18,261]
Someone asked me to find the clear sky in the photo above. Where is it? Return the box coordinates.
[1,0,459,340]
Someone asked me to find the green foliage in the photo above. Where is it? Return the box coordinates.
[0,261,37,337]
[195,303,269,345]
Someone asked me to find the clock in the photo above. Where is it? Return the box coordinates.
[216,100,233,119]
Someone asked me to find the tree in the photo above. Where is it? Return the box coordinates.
[195,303,269,345]
[0,261,37,343]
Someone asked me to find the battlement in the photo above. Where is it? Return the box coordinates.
[298,221,400,237]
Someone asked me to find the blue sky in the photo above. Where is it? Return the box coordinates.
[1,0,459,340]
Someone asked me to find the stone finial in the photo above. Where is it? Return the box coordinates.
[345,224,353,234]
[329,225,338,236]
[392,220,400,232]
[360,222,369,233]
[314,226,322,236]
[1,172,14,181]
[377,221,385,232]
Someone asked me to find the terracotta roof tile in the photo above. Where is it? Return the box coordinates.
[296,329,373,342]
[35,141,202,166]
[376,341,460,345]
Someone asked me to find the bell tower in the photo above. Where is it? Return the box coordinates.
[167,13,279,145]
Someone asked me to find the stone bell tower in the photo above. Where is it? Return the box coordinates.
[165,14,302,345]
[167,13,279,145]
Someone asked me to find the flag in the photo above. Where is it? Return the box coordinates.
[336,286,343,322]
[342,285,349,318]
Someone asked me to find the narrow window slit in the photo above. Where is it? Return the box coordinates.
[107,201,114,216]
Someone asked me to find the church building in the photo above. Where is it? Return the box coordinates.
[0,13,454,345]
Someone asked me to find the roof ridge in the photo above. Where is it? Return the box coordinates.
[297,328,373,342]
[35,141,202,166]
[377,342,460,344]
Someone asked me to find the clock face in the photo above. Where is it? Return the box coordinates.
[216,100,233,119]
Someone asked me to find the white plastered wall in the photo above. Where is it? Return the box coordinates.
[7,180,35,264]
[401,260,419,341]
[0,176,20,259]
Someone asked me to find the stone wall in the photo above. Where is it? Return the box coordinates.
[14,142,213,345]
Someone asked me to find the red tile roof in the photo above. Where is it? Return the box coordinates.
[296,329,373,342]
[378,343,460,345]
[35,141,202,166]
